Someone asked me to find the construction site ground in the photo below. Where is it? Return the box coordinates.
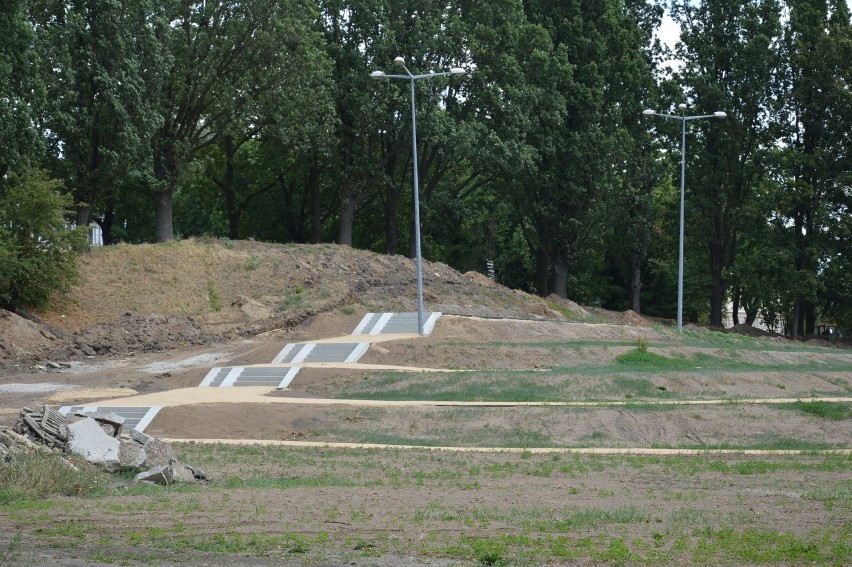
[0,239,850,566]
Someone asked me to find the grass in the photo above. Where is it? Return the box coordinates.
[5,447,850,565]
[0,452,105,504]
[778,401,852,421]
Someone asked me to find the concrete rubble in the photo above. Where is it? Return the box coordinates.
[3,404,206,485]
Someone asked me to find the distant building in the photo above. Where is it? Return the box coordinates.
[87,223,103,246]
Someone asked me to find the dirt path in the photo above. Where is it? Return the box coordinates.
[70,385,852,409]
[161,437,852,455]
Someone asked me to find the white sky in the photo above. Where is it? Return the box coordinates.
[657,2,852,52]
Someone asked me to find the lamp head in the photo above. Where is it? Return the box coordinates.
[677,103,687,111]
[370,70,385,80]
[714,111,727,118]
[642,109,656,116]
[394,56,405,66]
[449,67,466,76]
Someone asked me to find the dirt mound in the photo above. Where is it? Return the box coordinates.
[0,239,600,367]
[545,294,591,317]
[74,313,211,355]
[0,310,84,368]
[617,309,651,327]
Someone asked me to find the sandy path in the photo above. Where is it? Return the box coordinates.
[161,437,852,455]
[82,386,852,408]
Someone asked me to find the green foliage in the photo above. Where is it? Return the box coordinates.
[780,401,852,421]
[0,169,87,309]
[0,0,44,177]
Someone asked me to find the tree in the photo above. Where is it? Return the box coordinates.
[33,0,162,230]
[516,0,654,299]
[671,0,782,327]
[0,0,44,179]
[148,0,326,242]
[774,0,851,337]
[0,169,87,309]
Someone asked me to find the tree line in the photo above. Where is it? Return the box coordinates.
[1,0,849,335]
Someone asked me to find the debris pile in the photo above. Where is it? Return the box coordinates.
[3,405,205,486]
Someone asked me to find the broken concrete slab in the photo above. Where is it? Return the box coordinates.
[139,436,175,468]
[66,418,120,472]
[76,410,125,437]
[171,464,196,483]
[118,438,146,469]
[134,464,174,486]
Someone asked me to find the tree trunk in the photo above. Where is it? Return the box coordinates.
[552,256,569,299]
[535,248,549,297]
[75,203,93,228]
[791,293,801,339]
[630,262,641,314]
[154,189,174,242]
[221,135,240,240]
[709,240,726,328]
[100,206,114,245]
[745,304,757,326]
[309,163,321,244]
[805,300,816,336]
[338,195,355,246]
[384,184,399,255]
[153,141,176,242]
[732,288,740,326]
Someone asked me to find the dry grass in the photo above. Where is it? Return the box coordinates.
[35,237,576,335]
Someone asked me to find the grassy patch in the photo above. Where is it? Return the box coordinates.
[0,452,105,504]
[779,401,852,421]
[206,281,222,311]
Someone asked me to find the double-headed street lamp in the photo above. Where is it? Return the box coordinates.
[642,104,726,332]
[371,57,466,336]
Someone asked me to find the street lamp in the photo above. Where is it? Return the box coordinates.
[371,56,466,335]
[642,104,726,332]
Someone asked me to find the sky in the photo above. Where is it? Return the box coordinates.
[656,2,852,52]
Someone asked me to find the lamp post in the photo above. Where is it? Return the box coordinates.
[642,104,726,332]
[371,57,466,335]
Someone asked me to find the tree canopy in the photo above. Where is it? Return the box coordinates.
[2,0,849,332]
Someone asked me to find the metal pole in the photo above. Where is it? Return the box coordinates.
[677,115,686,333]
[409,77,426,336]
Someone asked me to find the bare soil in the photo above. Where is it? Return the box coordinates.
[1,239,850,566]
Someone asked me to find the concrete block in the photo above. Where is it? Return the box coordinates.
[78,411,125,437]
[141,437,175,467]
[134,464,174,486]
[118,439,146,469]
[66,418,121,472]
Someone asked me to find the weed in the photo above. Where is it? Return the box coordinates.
[206,281,222,311]
[0,452,103,503]
[281,286,304,310]
[469,537,508,565]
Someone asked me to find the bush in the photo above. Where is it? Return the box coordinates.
[0,169,87,309]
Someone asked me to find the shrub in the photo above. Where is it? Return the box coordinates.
[0,169,87,309]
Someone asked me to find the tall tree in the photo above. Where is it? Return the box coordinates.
[671,0,781,326]
[517,0,653,299]
[148,0,324,242]
[0,0,44,180]
[774,0,851,336]
[33,0,161,229]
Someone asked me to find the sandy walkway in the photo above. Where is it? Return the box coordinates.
[81,386,852,408]
[161,437,852,455]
